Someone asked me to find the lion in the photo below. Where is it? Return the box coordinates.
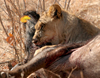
[2,4,100,78]
[33,4,100,46]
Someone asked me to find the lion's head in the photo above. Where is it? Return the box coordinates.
[33,4,64,46]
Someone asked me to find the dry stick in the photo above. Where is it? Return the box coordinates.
[23,0,26,12]
[12,27,26,78]
[4,0,14,34]
[37,0,39,12]
[4,0,20,63]
[53,0,57,4]
[57,0,63,8]
[30,1,44,12]
[14,1,25,75]
[0,16,8,37]
[67,0,71,10]
[0,6,8,15]
[0,61,11,64]
[42,0,45,12]
[18,27,26,78]
[64,0,67,9]
[16,0,24,62]
[14,28,25,50]
[97,0,99,20]
[0,59,15,64]
[10,11,25,48]
[15,27,25,63]
[39,0,42,13]
[9,10,20,63]
[80,70,84,78]
[66,71,74,78]
[68,66,77,78]
[37,0,42,13]
[19,26,23,63]
[0,47,5,50]
[8,0,20,17]
[14,26,23,62]
[16,0,21,16]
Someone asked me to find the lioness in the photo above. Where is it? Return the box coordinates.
[33,4,100,45]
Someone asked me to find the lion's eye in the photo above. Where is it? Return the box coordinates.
[40,23,45,30]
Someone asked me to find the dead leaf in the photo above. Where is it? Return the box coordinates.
[6,33,14,46]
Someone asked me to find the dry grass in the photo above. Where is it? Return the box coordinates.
[0,0,100,77]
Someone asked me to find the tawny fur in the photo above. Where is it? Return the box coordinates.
[1,4,100,78]
[33,4,100,45]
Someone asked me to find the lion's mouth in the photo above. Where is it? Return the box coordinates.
[34,42,52,48]
[32,37,53,47]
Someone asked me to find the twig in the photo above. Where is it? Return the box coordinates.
[53,0,57,4]
[0,16,8,37]
[67,0,71,10]
[80,70,84,78]
[29,1,44,12]
[0,59,15,64]
[68,66,77,78]
[0,6,8,15]
[39,0,42,13]
[64,0,67,9]
[37,0,43,13]
[4,0,20,62]
[16,0,21,17]
[0,61,10,64]
[16,0,24,62]
[19,24,23,62]
[0,47,5,50]
[4,0,14,34]
[57,0,63,8]
[7,0,20,16]
[42,0,45,11]
[23,0,26,12]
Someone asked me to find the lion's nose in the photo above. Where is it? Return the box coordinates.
[32,39,38,43]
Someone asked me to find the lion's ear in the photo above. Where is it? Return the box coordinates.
[47,4,62,18]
